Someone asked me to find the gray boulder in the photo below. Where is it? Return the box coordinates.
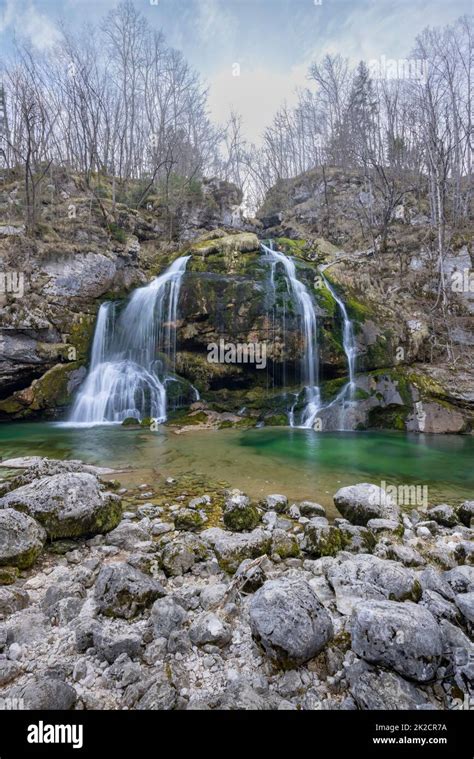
[151,597,187,639]
[159,534,209,576]
[427,504,458,528]
[458,501,474,527]
[347,660,436,710]
[249,578,333,665]
[201,527,271,574]
[0,509,46,568]
[261,494,288,513]
[0,587,29,619]
[189,612,231,647]
[351,600,442,682]
[19,676,77,710]
[455,592,474,627]
[105,521,150,549]
[0,472,122,539]
[298,501,326,518]
[95,562,165,619]
[334,483,399,525]
[326,555,421,615]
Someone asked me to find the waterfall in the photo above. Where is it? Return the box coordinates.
[261,242,320,428]
[69,255,190,425]
[320,268,358,430]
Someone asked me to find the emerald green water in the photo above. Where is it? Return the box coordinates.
[0,423,473,511]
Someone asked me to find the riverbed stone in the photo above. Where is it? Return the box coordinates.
[201,527,272,574]
[189,611,231,647]
[303,521,346,557]
[350,600,442,682]
[223,494,260,532]
[94,562,165,619]
[334,483,399,525]
[427,504,459,528]
[326,554,422,615]
[347,660,436,710]
[298,501,326,518]
[151,597,187,639]
[0,509,46,569]
[458,501,474,527]
[105,521,150,549]
[159,534,210,576]
[261,494,288,513]
[0,472,122,540]
[249,578,333,665]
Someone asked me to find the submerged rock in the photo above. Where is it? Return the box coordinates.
[0,472,122,540]
[249,578,333,665]
[0,509,46,568]
[334,483,399,525]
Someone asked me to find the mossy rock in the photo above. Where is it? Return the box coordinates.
[263,414,288,426]
[271,531,300,559]
[175,509,206,532]
[304,523,348,558]
[0,566,20,585]
[122,417,141,426]
[223,503,261,532]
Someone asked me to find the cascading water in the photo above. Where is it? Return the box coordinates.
[319,268,358,430]
[69,255,190,425]
[261,242,320,428]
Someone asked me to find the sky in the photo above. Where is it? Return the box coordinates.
[0,0,471,143]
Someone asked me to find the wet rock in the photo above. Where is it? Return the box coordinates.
[249,578,333,665]
[0,473,122,539]
[95,562,165,619]
[298,501,326,518]
[326,555,422,615]
[0,509,46,569]
[261,494,288,513]
[351,600,442,682]
[223,495,260,532]
[151,597,187,638]
[201,527,272,574]
[189,612,231,647]
[334,483,399,525]
[427,505,458,528]
[347,660,436,710]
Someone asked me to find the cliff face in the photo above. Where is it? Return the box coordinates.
[0,166,472,433]
[0,171,244,419]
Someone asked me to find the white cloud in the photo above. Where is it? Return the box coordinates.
[207,62,309,144]
[1,0,61,51]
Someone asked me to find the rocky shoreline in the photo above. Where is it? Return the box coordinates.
[0,457,472,711]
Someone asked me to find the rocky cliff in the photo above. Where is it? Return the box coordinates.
[0,166,472,433]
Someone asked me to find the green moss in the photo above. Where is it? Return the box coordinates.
[304,524,348,558]
[0,566,20,584]
[122,417,140,426]
[223,503,260,532]
[175,509,206,532]
[264,414,288,426]
[368,404,410,431]
[107,222,127,243]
